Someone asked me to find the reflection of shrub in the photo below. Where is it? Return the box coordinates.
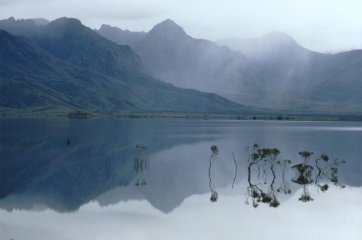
[212,143,346,208]
[134,145,148,187]
[299,193,314,202]
[320,184,329,192]
[293,163,313,172]
[291,163,314,185]
[321,154,329,161]
[299,151,314,159]
[210,191,218,202]
[209,145,218,202]
[270,199,280,208]
[261,193,272,203]
[210,144,218,155]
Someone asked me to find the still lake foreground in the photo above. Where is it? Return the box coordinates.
[0,119,361,240]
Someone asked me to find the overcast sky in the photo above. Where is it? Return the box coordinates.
[0,0,361,53]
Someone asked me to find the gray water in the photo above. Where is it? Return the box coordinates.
[1,119,362,240]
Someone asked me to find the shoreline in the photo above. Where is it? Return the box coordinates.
[1,110,361,122]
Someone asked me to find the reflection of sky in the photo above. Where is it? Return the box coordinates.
[1,119,362,239]
[1,185,361,240]
[299,127,362,131]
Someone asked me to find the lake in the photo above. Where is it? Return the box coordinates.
[0,119,361,240]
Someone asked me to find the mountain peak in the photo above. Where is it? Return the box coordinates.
[49,17,82,28]
[160,18,177,26]
[31,18,50,26]
[98,24,121,34]
[7,16,16,22]
[148,19,186,37]
[99,24,117,30]
[261,31,297,46]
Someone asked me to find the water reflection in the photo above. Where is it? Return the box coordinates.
[227,145,347,208]
[0,119,361,214]
[277,159,292,194]
[243,145,282,208]
[134,145,148,186]
[208,144,219,202]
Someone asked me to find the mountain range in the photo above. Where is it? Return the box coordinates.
[1,17,361,114]
[97,19,362,113]
[0,17,251,114]
[98,20,267,108]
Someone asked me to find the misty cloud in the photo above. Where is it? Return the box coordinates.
[0,0,166,26]
[0,0,361,52]
[0,0,55,7]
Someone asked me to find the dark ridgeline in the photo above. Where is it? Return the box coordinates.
[97,24,146,47]
[0,17,251,114]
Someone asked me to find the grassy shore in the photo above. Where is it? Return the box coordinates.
[1,108,361,121]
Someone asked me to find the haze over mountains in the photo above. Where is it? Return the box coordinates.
[218,34,362,111]
[98,20,268,108]
[1,17,361,114]
[97,19,362,113]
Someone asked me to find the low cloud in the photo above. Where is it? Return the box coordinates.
[0,0,361,52]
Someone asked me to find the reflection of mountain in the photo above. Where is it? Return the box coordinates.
[0,119,223,212]
[1,120,360,213]
[97,143,237,213]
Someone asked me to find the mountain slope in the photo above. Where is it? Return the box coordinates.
[219,33,362,112]
[0,30,90,109]
[100,20,362,113]
[0,19,252,114]
[132,19,267,106]
[2,17,360,113]
[98,20,362,113]
[0,17,39,37]
[30,18,142,78]
[96,19,266,106]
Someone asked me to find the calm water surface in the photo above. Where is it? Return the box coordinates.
[0,119,361,240]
